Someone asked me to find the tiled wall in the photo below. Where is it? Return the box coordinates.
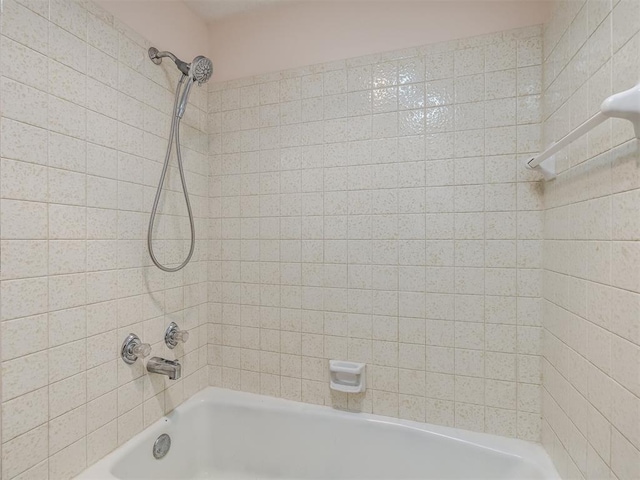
[541,1,640,479]
[207,26,546,441]
[0,0,210,478]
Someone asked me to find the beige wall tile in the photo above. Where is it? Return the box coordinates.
[0,6,209,480]
[541,2,640,478]
[208,24,544,443]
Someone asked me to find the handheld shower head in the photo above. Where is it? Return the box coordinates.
[175,56,213,118]
[149,48,213,118]
[148,48,213,85]
[190,56,213,85]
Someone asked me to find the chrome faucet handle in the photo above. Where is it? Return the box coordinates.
[165,322,189,349]
[121,333,152,364]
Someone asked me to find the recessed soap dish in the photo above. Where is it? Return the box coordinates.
[329,360,366,393]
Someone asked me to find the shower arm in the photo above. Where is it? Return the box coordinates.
[148,47,190,76]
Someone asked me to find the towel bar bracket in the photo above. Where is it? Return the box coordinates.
[526,83,640,180]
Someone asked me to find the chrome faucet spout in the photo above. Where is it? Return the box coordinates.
[147,357,182,380]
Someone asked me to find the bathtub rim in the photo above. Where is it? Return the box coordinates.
[76,386,560,480]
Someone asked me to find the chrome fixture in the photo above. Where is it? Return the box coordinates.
[121,333,152,365]
[147,48,213,118]
[148,48,213,83]
[153,434,171,459]
[165,322,190,349]
[146,357,182,380]
[147,46,213,272]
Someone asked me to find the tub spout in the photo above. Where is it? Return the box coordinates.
[147,357,181,380]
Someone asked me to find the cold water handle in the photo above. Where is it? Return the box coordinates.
[165,322,190,349]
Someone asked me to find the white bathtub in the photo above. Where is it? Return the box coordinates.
[77,387,559,479]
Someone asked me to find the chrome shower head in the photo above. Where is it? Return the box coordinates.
[190,56,213,85]
[149,47,214,118]
[148,48,213,84]
[176,56,213,118]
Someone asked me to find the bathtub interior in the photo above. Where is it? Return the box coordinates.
[110,409,207,480]
[106,389,553,480]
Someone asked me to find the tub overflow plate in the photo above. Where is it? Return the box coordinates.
[153,434,171,459]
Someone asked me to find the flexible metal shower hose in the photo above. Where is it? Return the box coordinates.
[147,76,196,272]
